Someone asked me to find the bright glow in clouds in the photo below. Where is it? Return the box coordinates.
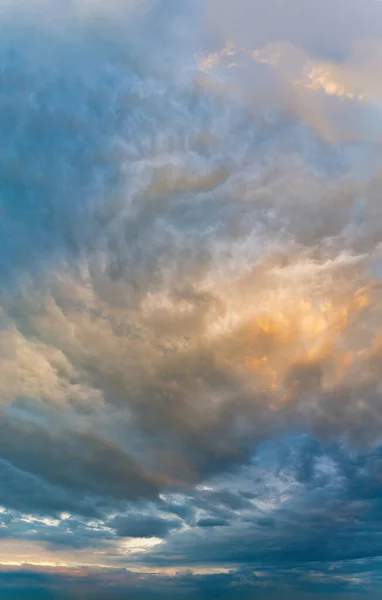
[1,0,382,599]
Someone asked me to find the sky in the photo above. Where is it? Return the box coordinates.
[2,0,382,598]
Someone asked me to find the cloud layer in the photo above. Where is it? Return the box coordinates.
[1,0,382,598]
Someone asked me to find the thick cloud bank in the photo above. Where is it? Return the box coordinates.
[1,0,382,598]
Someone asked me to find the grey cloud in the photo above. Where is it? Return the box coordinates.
[201,490,253,511]
[1,1,382,595]
[196,518,229,527]
[0,459,101,518]
[0,414,164,503]
[160,502,195,522]
[111,514,182,538]
[137,437,382,570]
[0,564,379,600]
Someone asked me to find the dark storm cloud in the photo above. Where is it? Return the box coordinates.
[0,459,101,518]
[111,514,181,538]
[0,414,163,502]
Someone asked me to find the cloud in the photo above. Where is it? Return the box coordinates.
[111,514,182,538]
[0,563,379,600]
[196,518,229,527]
[205,0,382,60]
[2,0,382,597]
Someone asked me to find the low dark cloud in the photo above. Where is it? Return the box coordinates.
[111,514,181,538]
[0,564,380,600]
[196,518,229,527]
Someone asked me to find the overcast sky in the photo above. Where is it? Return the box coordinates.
[2,1,382,598]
